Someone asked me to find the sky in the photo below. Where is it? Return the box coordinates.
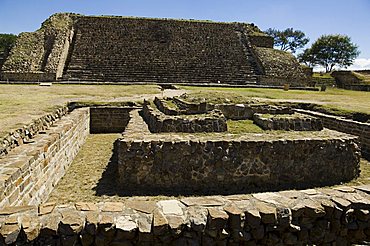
[1,0,369,70]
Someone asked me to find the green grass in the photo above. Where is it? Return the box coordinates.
[180,86,370,114]
[227,120,264,134]
[312,72,333,79]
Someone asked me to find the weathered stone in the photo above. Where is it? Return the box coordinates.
[157,200,184,216]
[58,210,84,235]
[253,201,277,224]
[125,200,156,214]
[101,202,124,212]
[181,197,225,207]
[224,203,243,229]
[75,202,98,211]
[187,206,208,232]
[152,209,168,235]
[115,215,137,240]
[0,205,36,216]
[207,207,228,229]
[245,209,261,228]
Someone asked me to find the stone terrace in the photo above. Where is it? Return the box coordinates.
[63,16,260,83]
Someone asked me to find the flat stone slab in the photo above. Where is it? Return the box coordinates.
[125,200,157,214]
[157,200,183,216]
[180,197,226,207]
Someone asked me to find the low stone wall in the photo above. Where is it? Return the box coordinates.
[253,113,323,131]
[0,108,89,208]
[172,97,208,114]
[0,72,57,82]
[142,102,227,133]
[116,135,360,195]
[296,109,370,159]
[215,104,254,120]
[0,186,370,245]
[0,106,69,157]
[343,84,370,91]
[1,185,370,245]
[251,104,293,115]
[90,107,132,133]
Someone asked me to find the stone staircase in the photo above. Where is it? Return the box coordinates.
[62,17,260,84]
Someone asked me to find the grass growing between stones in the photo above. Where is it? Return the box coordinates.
[0,84,160,137]
[181,86,370,114]
[227,120,264,134]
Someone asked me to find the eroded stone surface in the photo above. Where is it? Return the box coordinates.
[0,186,369,244]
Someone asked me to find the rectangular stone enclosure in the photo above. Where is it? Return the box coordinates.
[116,136,360,195]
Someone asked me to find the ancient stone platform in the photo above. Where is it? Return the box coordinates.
[117,109,360,195]
[1,185,370,245]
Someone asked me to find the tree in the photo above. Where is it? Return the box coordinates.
[299,34,360,72]
[265,28,309,54]
[0,33,17,55]
[297,48,315,67]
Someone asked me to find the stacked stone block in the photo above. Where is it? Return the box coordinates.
[0,108,89,208]
[89,107,132,133]
[63,16,259,84]
[142,101,227,133]
[296,108,370,159]
[2,186,370,245]
[0,106,69,157]
[116,135,360,194]
[253,113,323,131]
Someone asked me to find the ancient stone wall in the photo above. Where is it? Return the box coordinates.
[1,13,74,81]
[89,107,132,133]
[2,185,370,245]
[215,104,254,120]
[254,47,309,86]
[296,109,370,159]
[0,106,69,157]
[253,113,323,131]
[248,34,274,48]
[63,16,260,84]
[0,108,89,208]
[142,102,227,133]
[116,135,360,195]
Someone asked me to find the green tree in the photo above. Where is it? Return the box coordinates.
[265,28,309,54]
[0,33,17,55]
[299,34,360,72]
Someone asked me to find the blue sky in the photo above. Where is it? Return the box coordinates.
[1,0,370,69]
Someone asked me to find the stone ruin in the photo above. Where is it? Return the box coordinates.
[1,95,370,244]
[0,13,309,86]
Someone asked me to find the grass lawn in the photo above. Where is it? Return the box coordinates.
[0,84,160,136]
[181,86,370,114]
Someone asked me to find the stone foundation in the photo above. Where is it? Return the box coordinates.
[296,109,370,159]
[116,134,360,195]
[0,106,69,157]
[253,113,323,131]
[0,108,89,208]
[141,101,227,133]
[89,107,132,133]
[2,185,370,245]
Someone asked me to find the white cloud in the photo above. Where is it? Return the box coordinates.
[346,58,370,70]
[312,58,370,72]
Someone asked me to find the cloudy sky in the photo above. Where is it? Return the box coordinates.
[1,0,369,70]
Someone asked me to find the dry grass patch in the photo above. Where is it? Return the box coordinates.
[0,84,160,136]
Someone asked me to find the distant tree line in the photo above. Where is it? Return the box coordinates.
[264,28,360,73]
[0,33,17,68]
